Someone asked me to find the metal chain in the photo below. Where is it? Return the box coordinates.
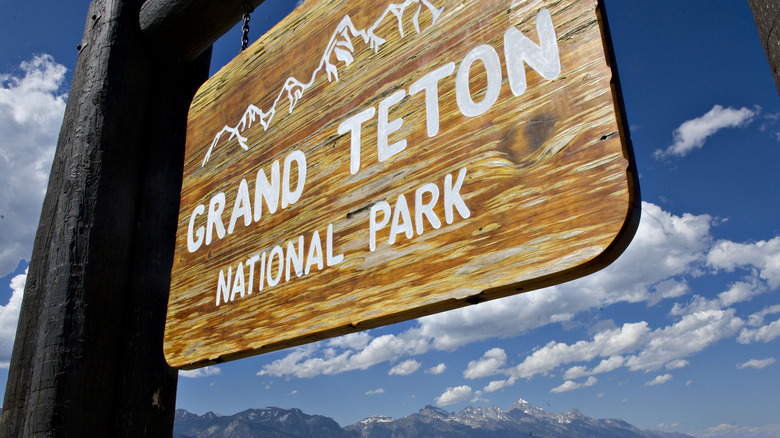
[241,2,254,52]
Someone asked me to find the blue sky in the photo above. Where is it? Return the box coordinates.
[1,1,779,437]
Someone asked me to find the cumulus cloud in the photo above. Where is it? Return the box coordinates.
[459,306,742,393]
[736,358,775,370]
[645,374,673,386]
[258,332,430,378]
[738,305,780,344]
[665,359,689,370]
[698,423,780,438]
[654,105,759,159]
[389,359,421,376]
[0,270,26,367]
[551,376,597,393]
[746,304,780,327]
[514,322,650,379]
[328,332,372,350]
[365,388,385,395]
[737,317,780,344]
[256,202,780,396]
[564,357,625,380]
[434,385,472,406]
[482,378,515,393]
[179,366,222,379]
[624,309,744,372]
[426,363,446,374]
[0,54,68,276]
[707,237,780,289]
[463,348,506,379]
[256,203,718,378]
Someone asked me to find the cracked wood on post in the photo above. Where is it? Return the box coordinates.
[748,0,780,94]
[164,0,640,369]
[0,0,211,435]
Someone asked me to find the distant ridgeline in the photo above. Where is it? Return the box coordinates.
[173,401,695,438]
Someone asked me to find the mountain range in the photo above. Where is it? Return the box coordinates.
[173,399,696,438]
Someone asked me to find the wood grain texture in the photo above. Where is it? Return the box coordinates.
[1,0,212,435]
[165,0,639,369]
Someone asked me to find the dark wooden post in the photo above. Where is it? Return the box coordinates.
[0,0,264,435]
[749,0,780,94]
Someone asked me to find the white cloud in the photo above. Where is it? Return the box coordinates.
[425,363,446,374]
[665,359,689,370]
[0,269,26,366]
[389,359,421,376]
[746,304,780,327]
[262,203,713,379]
[698,423,780,438]
[708,237,780,289]
[256,203,778,389]
[0,54,67,276]
[592,356,625,374]
[482,378,514,393]
[737,316,780,344]
[463,348,506,379]
[365,388,385,395]
[551,376,597,393]
[327,332,371,350]
[625,309,744,372]
[513,322,650,379]
[564,357,625,380]
[717,281,763,307]
[645,374,673,386]
[736,358,775,370]
[257,332,429,378]
[654,105,759,158]
[179,366,222,379]
[408,203,713,354]
[434,385,472,406]
[562,365,589,380]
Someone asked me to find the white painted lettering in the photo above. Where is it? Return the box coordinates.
[305,230,324,275]
[216,266,231,306]
[246,254,260,295]
[254,160,280,221]
[267,245,284,287]
[369,168,470,251]
[504,9,560,96]
[409,62,455,137]
[415,182,441,234]
[456,44,502,117]
[377,89,407,162]
[230,261,245,302]
[282,150,307,208]
[338,107,376,174]
[370,201,392,251]
[206,192,227,245]
[187,204,206,253]
[444,168,470,224]
[257,252,266,292]
[326,223,344,265]
[389,193,414,244]
[286,235,305,281]
[228,179,253,234]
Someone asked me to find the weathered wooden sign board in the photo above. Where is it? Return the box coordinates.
[164,0,639,369]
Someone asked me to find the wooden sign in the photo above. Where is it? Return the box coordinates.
[164,0,639,369]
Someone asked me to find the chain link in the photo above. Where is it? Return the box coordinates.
[241,2,254,52]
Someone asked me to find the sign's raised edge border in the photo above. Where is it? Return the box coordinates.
[173,0,642,370]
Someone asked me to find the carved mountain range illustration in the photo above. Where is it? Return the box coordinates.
[201,0,444,167]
